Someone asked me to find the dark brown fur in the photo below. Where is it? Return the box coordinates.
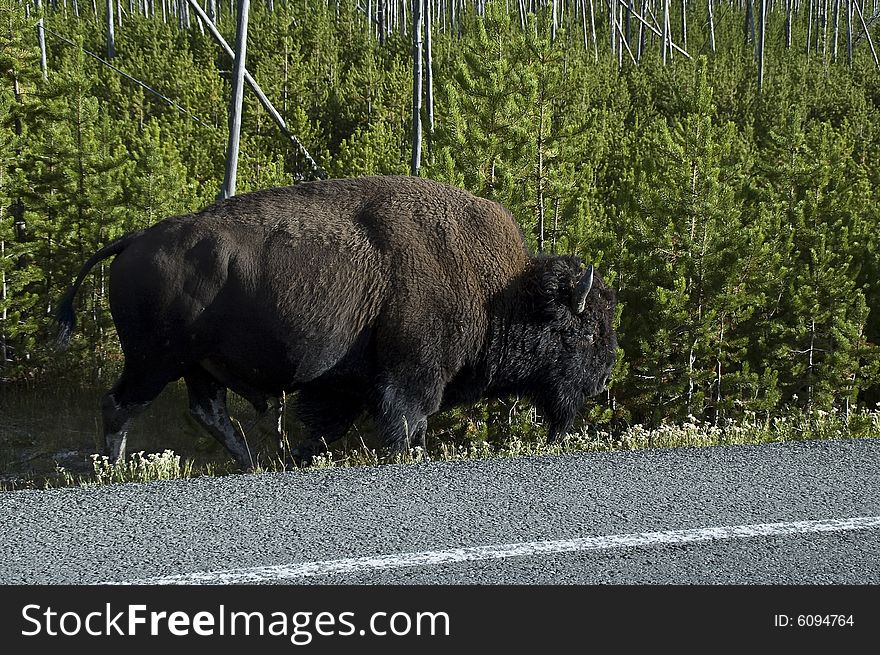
[56,176,617,467]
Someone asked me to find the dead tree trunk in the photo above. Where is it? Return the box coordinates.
[708,0,716,53]
[854,0,880,68]
[411,0,423,176]
[808,0,814,55]
[758,0,766,91]
[186,0,324,177]
[37,18,48,80]
[745,0,756,45]
[680,0,686,50]
[832,0,840,59]
[535,67,547,252]
[662,0,670,63]
[424,0,434,158]
[588,0,598,60]
[847,0,853,67]
[220,0,250,200]
[106,0,116,58]
[786,0,793,47]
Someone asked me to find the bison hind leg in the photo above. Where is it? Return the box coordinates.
[184,368,254,470]
[102,368,171,462]
[265,395,285,452]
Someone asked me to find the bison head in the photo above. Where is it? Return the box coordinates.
[512,255,618,441]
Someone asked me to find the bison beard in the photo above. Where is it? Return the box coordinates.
[55,176,617,469]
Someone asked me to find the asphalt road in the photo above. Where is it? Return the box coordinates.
[1,439,879,585]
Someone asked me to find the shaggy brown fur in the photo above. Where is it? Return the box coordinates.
[56,176,617,468]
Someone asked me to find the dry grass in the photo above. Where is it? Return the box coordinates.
[4,404,878,490]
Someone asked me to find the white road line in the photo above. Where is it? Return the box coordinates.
[114,516,880,585]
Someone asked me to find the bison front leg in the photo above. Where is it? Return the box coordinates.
[291,382,366,467]
[541,392,580,443]
[185,368,255,470]
[374,384,430,457]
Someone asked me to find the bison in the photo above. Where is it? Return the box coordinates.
[56,176,617,469]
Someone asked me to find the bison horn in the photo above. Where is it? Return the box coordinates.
[572,264,594,315]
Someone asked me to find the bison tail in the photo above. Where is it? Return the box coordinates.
[55,230,146,351]
[55,286,79,351]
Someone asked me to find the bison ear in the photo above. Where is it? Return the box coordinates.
[571,265,594,315]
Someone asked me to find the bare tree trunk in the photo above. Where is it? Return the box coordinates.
[637,0,646,60]
[854,0,880,67]
[610,0,617,55]
[220,0,250,200]
[687,339,695,412]
[411,0,423,176]
[680,0,686,50]
[758,0,766,91]
[535,50,547,252]
[283,34,289,115]
[708,0,716,53]
[662,0,670,63]
[106,0,116,58]
[847,0,853,67]
[581,0,588,49]
[626,0,633,43]
[785,0,792,47]
[588,0,598,60]
[715,323,723,426]
[807,319,816,408]
[186,0,324,177]
[402,0,409,36]
[822,0,829,61]
[614,4,638,63]
[424,0,434,156]
[832,0,840,59]
[807,0,814,55]
[37,18,48,80]
[536,106,545,253]
[745,0,755,44]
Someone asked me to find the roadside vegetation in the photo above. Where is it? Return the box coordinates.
[3,404,876,490]
[2,1,879,488]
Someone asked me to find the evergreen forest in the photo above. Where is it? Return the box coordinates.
[2,0,880,462]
